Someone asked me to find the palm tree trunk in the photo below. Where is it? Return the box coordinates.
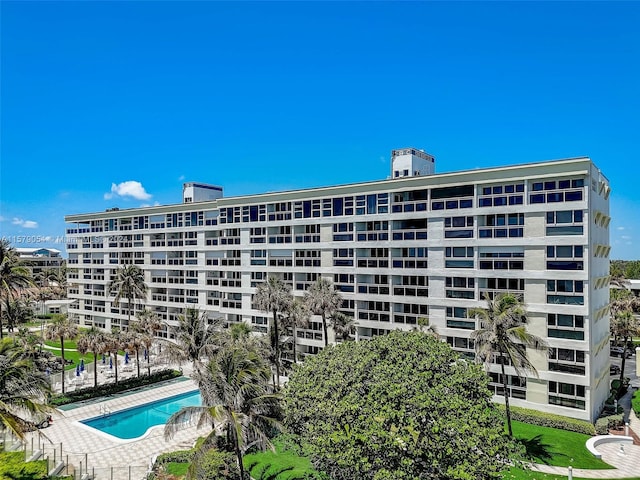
[136,348,141,377]
[292,326,297,363]
[60,338,66,394]
[322,312,328,347]
[114,352,119,384]
[93,352,98,388]
[620,336,628,383]
[147,345,152,376]
[272,308,280,389]
[500,355,512,436]
[0,302,4,339]
[235,443,245,480]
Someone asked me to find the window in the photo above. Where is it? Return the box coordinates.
[479,183,524,208]
[479,252,524,270]
[445,247,474,268]
[446,306,475,330]
[444,216,474,238]
[548,381,586,410]
[445,277,475,299]
[547,280,584,305]
[546,245,584,270]
[479,213,524,238]
[546,210,584,236]
[529,178,584,205]
[549,348,586,375]
[547,313,584,340]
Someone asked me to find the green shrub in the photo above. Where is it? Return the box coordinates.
[502,405,596,435]
[595,413,625,435]
[50,369,182,405]
[156,450,194,464]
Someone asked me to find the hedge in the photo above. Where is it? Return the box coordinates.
[50,369,182,406]
[595,413,625,435]
[499,405,596,435]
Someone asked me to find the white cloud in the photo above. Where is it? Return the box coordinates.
[104,181,152,200]
[617,226,625,231]
[12,218,38,228]
[621,235,631,240]
[139,201,161,208]
[0,215,5,222]
[178,175,185,181]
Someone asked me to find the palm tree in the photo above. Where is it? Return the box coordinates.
[135,309,163,376]
[280,299,310,363]
[1,297,34,335]
[330,311,355,342]
[122,329,144,378]
[0,240,33,339]
[0,338,52,440]
[103,330,124,384]
[77,327,106,388]
[109,265,148,330]
[254,276,292,388]
[43,314,78,394]
[166,308,222,375]
[44,266,68,299]
[611,310,640,382]
[164,342,280,480]
[304,277,342,348]
[469,293,547,436]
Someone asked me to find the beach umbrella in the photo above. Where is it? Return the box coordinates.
[102,353,105,364]
[109,356,113,369]
[80,359,85,372]
[144,349,148,360]
[76,364,80,376]
[46,367,50,376]
[124,351,129,364]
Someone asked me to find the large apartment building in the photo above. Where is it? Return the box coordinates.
[65,149,611,422]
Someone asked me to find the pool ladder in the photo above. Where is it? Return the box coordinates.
[99,405,111,416]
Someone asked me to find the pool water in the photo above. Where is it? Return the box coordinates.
[81,390,201,439]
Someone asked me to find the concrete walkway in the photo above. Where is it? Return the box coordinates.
[24,377,202,480]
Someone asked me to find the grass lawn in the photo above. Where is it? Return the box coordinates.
[44,338,79,349]
[511,421,612,469]
[165,462,189,476]
[632,390,640,417]
[0,451,48,479]
[43,345,93,371]
[503,467,640,480]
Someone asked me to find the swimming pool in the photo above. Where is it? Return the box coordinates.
[81,390,201,440]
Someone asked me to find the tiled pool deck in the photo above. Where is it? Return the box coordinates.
[25,377,203,478]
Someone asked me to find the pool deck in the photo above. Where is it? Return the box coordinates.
[25,377,203,477]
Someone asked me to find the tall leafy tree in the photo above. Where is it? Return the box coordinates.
[304,277,342,347]
[469,293,547,436]
[0,338,52,440]
[284,331,521,480]
[77,327,106,388]
[254,276,292,388]
[280,299,310,363]
[166,308,222,375]
[43,314,78,394]
[108,265,148,329]
[165,342,280,480]
[0,240,33,339]
[611,309,640,382]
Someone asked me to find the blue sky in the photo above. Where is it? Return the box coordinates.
[1,1,638,259]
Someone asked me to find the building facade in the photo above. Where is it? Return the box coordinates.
[65,150,611,422]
